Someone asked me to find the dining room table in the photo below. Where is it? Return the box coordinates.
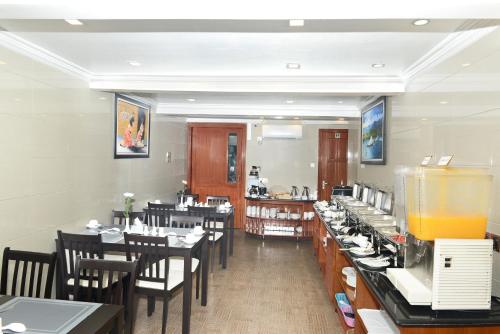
[144,203,235,268]
[57,224,209,334]
[0,295,123,334]
[173,204,234,268]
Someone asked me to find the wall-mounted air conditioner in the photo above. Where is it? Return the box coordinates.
[261,125,302,139]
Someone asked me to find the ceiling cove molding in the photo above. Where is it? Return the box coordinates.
[90,75,405,94]
[402,24,498,84]
[0,31,92,80]
[157,102,360,118]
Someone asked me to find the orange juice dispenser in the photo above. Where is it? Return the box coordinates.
[405,167,492,240]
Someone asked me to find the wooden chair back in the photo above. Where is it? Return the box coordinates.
[0,247,57,299]
[170,215,205,229]
[206,195,229,207]
[124,233,169,288]
[57,231,103,279]
[73,256,138,334]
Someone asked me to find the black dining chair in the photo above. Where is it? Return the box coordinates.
[206,195,229,207]
[73,256,138,334]
[56,230,104,299]
[187,206,222,272]
[145,203,176,228]
[0,247,57,299]
[112,210,146,225]
[124,233,197,334]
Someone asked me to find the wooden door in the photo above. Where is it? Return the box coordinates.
[317,129,348,201]
[188,123,246,228]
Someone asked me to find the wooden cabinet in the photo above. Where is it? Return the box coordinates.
[245,198,314,239]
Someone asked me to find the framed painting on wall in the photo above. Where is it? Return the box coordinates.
[361,96,386,165]
[114,94,151,158]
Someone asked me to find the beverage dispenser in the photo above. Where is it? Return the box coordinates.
[404,166,492,240]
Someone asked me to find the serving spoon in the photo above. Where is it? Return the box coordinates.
[2,322,27,333]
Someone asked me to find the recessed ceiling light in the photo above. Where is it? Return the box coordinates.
[289,19,304,27]
[421,118,428,121]
[14,98,21,102]
[337,100,344,104]
[286,63,301,70]
[98,97,107,100]
[413,19,430,26]
[440,101,448,105]
[187,98,196,102]
[293,117,300,120]
[0,60,6,65]
[372,63,385,68]
[461,62,471,67]
[65,19,83,25]
[274,116,284,119]
[128,60,141,67]
[286,100,295,104]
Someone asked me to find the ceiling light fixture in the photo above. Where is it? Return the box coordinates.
[461,62,471,67]
[128,61,141,67]
[413,19,430,26]
[98,97,107,100]
[0,60,6,65]
[337,101,344,104]
[274,116,284,119]
[338,117,345,121]
[421,118,428,121]
[372,63,385,68]
[293,117,300,120]
[286,100,295,104]
[289,19,304,27]
[65,19,83,25]
[187,98,196,102]
[440,101,448,105]
[286,63,301,70]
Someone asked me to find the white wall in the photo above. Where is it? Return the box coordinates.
[0,46,186,255]
[246,122,358,194]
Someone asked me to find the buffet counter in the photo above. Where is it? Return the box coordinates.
[313,204,500,334]
[245,197,315,239]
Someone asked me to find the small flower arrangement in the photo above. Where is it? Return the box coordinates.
[123,192,135,218]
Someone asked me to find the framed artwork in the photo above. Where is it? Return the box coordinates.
[114,94,151,159]
[361,96,386,165]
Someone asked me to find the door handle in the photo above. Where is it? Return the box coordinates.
[322,180,328,190]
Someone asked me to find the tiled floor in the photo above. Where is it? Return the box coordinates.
[135,231,341,333]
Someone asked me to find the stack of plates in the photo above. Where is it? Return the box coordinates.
[349,246,375,257]
[357,257,390,269]
[342,267,357,288]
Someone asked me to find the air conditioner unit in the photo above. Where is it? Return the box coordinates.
[261,125,302,139]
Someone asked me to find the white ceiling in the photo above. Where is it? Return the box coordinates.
[6,31,447,76]
[0,2,499,120]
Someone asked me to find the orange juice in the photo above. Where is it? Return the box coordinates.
[408,214,488,240]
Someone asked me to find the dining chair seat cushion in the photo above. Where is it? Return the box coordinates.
[137,265,184,291]
[208,221,224,229]
[169,257,200,272]
[67,273,120,288]
[209,232,223,242]
[103,253,128,261]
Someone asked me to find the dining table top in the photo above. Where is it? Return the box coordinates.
[0,295,123,334]
[81,224,207,249]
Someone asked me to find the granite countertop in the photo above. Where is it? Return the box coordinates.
[314,205,500,327]
[245,196,316,203]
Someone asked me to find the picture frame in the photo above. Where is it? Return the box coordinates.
[360,96,386,165]
[114,94,151,159]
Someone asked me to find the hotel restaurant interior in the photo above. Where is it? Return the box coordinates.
[1,1,500,333]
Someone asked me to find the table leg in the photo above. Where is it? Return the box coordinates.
[201,237,208,306]
[222,216,228,269]
[182,252,193,334]
[229,210,234,256]
[114,307,124,334]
